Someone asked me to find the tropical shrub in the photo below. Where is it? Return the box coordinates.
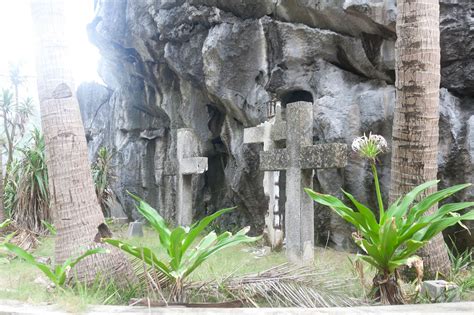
[103,193,260,302]
[2,243,106,287]
[92,147,115,217]
[6,128,50,233]
[305,133,474,305]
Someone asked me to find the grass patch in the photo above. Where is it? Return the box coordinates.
[1,224,472,309]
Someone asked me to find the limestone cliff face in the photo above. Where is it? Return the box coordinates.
[78,0,474,250]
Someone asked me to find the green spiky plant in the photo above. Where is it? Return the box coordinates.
[103,193,260,302]
[2,243,106,287]
[305,133,474,305]
[92,147,115,217]
[6,128,50,233]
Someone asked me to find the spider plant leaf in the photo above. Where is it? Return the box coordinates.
[168,226,187,270]
[384,180,438,221]
[379,217,398,262]
[3,243,56,282]
[104,238,172,279]
[415,211,474,241]
[424,202,474,223]
[410,183,472,222]
[128,192,171,248]
[342,190,379,239]
[305,189,366,233]
[181,207,235,253]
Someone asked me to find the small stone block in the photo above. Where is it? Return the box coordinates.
[421,280,460,302]
[127,222,144,238]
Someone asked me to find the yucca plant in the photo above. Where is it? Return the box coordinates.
[103,193,260,302]
[305,133,474,305]
[2,243,106,287]
[92,147,115,217]
[6,128,50,233]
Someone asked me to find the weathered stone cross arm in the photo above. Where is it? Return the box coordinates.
[164,157,208,176]
[259,143,348,171]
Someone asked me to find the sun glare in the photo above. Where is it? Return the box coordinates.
[0,0,101,89]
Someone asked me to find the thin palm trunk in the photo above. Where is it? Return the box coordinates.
[30,0,134,284]
[390,0,450,277]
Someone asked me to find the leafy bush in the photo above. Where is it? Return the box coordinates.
[92,147,115,217]
[2,243,106,287]
[6,128,50,233]
[103,193,260,302]
[305,134,474,305]
[6,140,116,232]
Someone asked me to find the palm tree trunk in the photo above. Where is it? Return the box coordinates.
[30,0,134,284]
[390,0,450,277]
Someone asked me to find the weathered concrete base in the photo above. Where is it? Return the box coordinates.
[0,299,473,314]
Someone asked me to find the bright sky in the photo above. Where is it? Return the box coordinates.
[0,0,101,92]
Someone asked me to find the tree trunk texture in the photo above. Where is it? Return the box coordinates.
[30,0,134,284]
[390,0,450,277]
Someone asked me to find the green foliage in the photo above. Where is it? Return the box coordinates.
[2,243,106,287]
[92,147,115,217]
[0,219,11,229]
[41,220,57,236]
[104,193,259,298]
[305,181,474,274]
[6,128,50,233]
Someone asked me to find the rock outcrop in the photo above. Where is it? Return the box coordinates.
[78,0,474,250]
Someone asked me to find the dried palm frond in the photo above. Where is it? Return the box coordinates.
[9,228,39,252]
[188,263,366,308]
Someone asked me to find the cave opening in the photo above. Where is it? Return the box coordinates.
[279,90,314,107]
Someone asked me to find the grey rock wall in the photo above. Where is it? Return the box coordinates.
[78,0,474,250]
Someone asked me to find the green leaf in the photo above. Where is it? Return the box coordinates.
[379,217,398,263]
[184,229,259,278]
[128,192,171,248]
[410,183,472,221]
[0,219,11,229]
[385,180,438,221]
[415,211,474,242]
[168,227,187,270]
[305,189,367,233]
[342,190,379,240]
[104,238,172,279]
[357,254,382,270]
[41,220,57,236]
[423,202,474,223]
[3,243,57,284]
[181,207,235,254]
[392,239,426,262]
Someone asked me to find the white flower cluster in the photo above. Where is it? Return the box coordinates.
[351,133,388,160]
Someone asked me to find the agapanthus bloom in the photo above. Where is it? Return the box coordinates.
[351,133,388,161]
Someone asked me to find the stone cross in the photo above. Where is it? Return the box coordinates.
[244,119,285,250]
[259,101,347,263]
[165,128,208,226]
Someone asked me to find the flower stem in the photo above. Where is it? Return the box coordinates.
[371,162,385,220]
